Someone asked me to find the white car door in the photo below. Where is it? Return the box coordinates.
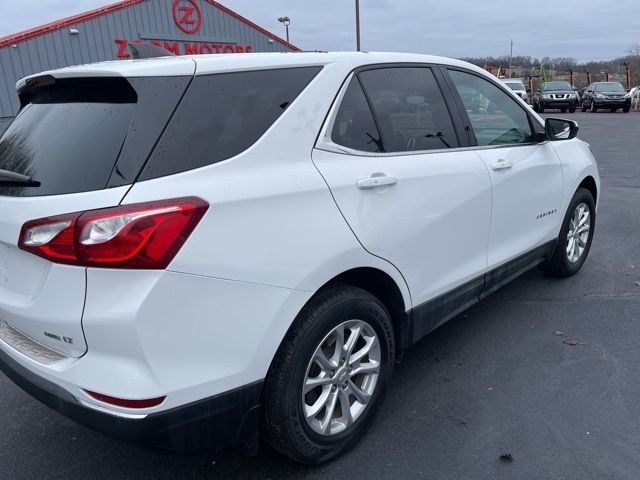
[446,69,564,271]
[312,66,492,331]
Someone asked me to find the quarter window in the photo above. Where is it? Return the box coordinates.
[358,68,459,152]
[448,70,535,147]
[141,67,322,180]
[331,77,383,153]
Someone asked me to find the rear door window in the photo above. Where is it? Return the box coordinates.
[0,78,136,197]
[358,67,459,152]
[140,67,322,180]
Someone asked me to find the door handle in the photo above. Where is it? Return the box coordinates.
[491,160,513,171]
[356,174,398,190]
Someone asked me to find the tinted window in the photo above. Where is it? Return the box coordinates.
[0,78,136,197]
[359,68,458,152]
[595,82,625,93]
[505,82,525,90]
[141,67,321,180]
[542,81,572,91]
[448,70,535,147]
[331,77,383,153]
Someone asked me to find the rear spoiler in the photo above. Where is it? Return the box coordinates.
[17,76,138,109]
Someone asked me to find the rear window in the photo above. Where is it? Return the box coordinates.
[140,67,322,180]
[0,78,136,197]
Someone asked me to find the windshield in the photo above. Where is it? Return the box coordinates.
[542,82,572,91]
[505,82,525,91]
[595,83,625,93]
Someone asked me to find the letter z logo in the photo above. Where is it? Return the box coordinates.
[172,0,203,34]
[179,6,196,25]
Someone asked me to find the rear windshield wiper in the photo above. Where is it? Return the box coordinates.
[0,169,41,187]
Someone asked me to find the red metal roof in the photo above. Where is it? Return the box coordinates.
[0,0,299,51]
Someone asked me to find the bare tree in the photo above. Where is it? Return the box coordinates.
[625,44,640,87]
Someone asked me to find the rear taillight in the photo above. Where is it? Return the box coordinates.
[19,197,208,269]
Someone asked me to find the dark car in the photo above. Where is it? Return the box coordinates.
[580,82,631,113]
[532,81,579,113]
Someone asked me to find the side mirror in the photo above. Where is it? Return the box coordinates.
[545,118,579,141]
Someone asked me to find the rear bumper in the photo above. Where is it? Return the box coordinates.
[0,346,262,452]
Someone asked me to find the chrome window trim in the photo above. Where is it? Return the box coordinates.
[316,140,547,158]
[315,69,547,158]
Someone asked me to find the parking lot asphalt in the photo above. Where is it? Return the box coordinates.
[1,111,639,480]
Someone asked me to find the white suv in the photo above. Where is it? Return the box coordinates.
[0,52,599,464]
[502,78,529,103]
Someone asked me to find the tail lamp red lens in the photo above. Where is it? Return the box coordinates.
[83,389,166,409]
[18,197,209,269]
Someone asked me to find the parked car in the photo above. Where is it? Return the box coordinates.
[502,78,529,103]
[532,81,579,113]
[580,81,631,112]
[0,51,599,464]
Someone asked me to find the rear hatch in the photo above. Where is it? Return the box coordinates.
[0,66,193,358]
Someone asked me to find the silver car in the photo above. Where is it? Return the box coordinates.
[502,78,529,103]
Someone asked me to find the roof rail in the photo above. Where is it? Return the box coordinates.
[127,42,175,59]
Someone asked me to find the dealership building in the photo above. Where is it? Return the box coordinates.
[0,0,299,123]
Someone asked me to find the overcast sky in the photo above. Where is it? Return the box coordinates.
[0,0,637,61]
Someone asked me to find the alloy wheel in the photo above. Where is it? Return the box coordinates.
[566,202,591,263]
[302,320,381,436]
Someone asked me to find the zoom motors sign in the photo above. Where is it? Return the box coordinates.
[114,0,253,58]
[114,39,253,57]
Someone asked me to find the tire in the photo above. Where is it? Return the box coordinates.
[623,105,630,113]
[263,285,395,464]
[538,105,544,113]
[610,108,617,113]
[569,107,576,113]
[539,187,596,277]
[590,101,598,113]
[561,108,567,113]
[581,103,587,112]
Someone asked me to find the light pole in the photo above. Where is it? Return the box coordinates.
[508,39,513,78]
[277,16,290,43]
[355,0,361,51]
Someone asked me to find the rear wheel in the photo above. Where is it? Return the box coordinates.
[623,105,631,113]
[581,103,587,112]
[569,107,576,113]
[610,108,617,113]
[561,108,567,113]
[263,286,395,464]
[540,188,596,277]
